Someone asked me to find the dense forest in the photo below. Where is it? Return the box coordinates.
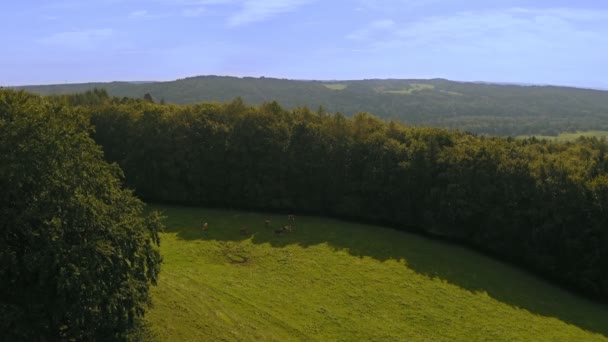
[3,88,608,338]
[51,89,608,301]
[17,76,608,136]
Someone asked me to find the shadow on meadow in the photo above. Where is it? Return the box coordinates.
[154,204,608,338]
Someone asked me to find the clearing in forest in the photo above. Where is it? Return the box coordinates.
[145,205,608,341]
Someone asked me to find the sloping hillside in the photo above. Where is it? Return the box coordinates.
[18,76,608,136]
[145,205,608,341]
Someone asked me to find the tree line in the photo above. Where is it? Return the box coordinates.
[64,90,607,301]
[18,76,608,136]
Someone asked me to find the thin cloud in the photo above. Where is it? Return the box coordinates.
[227,0,316,27]
[347,19,396,40]
[129,10,150,19]
[182,7,206,17]
[342,7,608,85]
[371,19,395,29]
[396,8,606,52]
[357,0,439,12]
[39,29,114,49]
[156,0,315,25]
[348,7,608,53]
[161,0,233,4]
[128,9,172,20]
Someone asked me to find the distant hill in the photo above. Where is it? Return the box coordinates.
[17,76,608,136]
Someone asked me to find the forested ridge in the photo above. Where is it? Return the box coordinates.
[17,76,608,136]
[34,88,608,302]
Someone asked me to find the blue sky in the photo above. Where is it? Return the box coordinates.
[1,0,608,87]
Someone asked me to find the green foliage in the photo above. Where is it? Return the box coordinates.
[18,76,608,135]
[79,97,608,301]
[7,88,608,303]
[0,90,163,340]
[516,130,608,142]
[145,205,608,341]
[143,93,155,103]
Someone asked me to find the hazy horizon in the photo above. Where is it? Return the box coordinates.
[2,1,607,88]
[11,75,608,92]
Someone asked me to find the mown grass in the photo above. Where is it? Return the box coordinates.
[144,204,608,341]
[516,130,608,142]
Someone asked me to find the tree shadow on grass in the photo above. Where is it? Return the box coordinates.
[152,204,608,338]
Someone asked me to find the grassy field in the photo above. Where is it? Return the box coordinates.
[516,130,608,142]
[323,84,347,90]
[381,83,435,94]
[144,204,608,341]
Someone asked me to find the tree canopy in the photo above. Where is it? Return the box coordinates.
[0,90,162,340]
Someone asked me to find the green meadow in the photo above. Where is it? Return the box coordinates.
[145,205,608,341]
[381,83,435,94]
[323,83,348,90]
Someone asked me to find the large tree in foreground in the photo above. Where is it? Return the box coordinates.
[0,90,163,340]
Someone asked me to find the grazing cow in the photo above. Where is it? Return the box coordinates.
[240,226,250,235]
[202,222,209,231]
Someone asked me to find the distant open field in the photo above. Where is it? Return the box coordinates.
[323,83,347,90]
[144,205,608,341]
[380,83,435,94]
[516,130,608,141]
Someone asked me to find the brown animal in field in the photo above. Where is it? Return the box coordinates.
[240,226,250,235]
[264,219,271,228]
[202,222,209,231]
[275,225,293,235]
